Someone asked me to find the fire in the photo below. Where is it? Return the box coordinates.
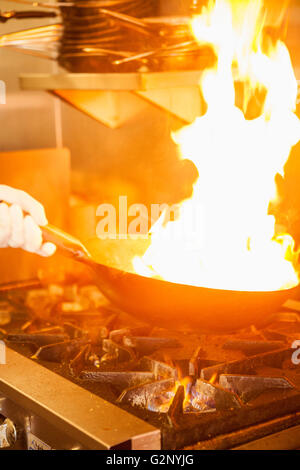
[148,374,193,413]
[133,0,300,292]
[208,372,218,384]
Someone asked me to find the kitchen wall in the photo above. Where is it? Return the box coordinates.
[0,1,195,208]
[0,2,60,151]
[0,0,189,154]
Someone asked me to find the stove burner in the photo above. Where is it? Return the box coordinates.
[0,280,300,449]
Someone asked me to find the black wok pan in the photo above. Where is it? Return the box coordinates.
[42,225,299,333]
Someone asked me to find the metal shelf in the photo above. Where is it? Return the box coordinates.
[19,70,203,91]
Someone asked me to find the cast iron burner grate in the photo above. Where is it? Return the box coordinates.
[0,280,300,449]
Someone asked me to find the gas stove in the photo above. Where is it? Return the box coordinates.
[0,280,300,450]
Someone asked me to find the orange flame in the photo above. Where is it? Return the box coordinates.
[209,372,218,384]
[133,0,300,292]
[164,375,193,413]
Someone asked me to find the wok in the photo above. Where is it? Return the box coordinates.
[42,225,299,333]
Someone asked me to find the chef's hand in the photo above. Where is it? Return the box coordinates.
[0,185,56,257]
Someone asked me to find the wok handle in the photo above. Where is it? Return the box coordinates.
[0,10,57,23]
[41,224,92,264]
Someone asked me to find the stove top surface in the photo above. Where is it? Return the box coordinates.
[0,280,300,449]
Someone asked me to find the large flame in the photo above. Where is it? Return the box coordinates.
[134,0,300,292]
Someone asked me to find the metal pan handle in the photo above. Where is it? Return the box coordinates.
[41,224,92,263]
